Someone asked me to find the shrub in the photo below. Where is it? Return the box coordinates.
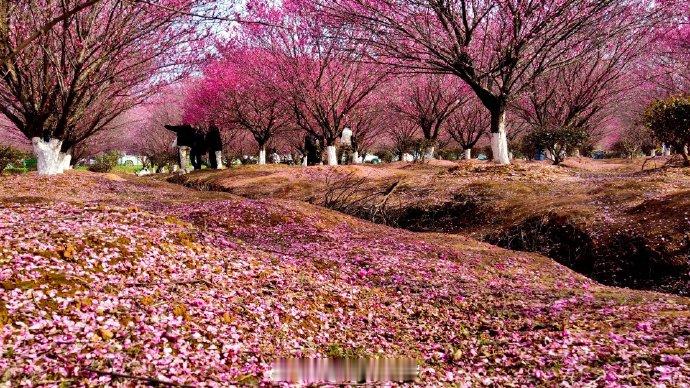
[0,146,28,173]
[643,96,690,166]
[88,151,121,173]
[512,140,533,160]
[23,157,37,171]
[410,139,436,161]
[579,141,596,158]
[436,147,463,160]
[522,126,589,165]
[611,137,640,158]
[4,167,28,174]
[610,125,656,158]
[377,149,396,163]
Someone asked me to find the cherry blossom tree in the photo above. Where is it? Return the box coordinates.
[245,0,388,166]
[319,0,658,165]
[0,0,102,64]
[126,94,184,171]
[345,101,388,163]
[184,46,292,165]
[386,120,420,161]
[646,0,690,95]
[513,36,648,160]
[391,74,468,160]
[446,99,489,160]
[0,0,212,174]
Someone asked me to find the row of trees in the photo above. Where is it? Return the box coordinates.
[178,0,687,167]
[0,0,220,174]
[0,0,688,173]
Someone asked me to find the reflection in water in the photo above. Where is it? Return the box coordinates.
[268,357,419,384]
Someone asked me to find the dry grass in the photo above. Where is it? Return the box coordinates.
[175,158,690,295]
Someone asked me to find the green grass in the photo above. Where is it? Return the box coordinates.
[111,164,144,174]
[74,164,144,174]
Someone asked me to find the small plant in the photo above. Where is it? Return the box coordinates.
[643,96,690,166]
[0,146,28,173]
[88,151,122,173]
[23,157,37,171]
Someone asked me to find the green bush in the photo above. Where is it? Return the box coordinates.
[4,167,28,174]
[0,146,28,173]
[23,157,37,171]
[88,151,122,173]
[643,95,690,166]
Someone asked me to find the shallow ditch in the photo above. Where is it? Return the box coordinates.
[174,177,689,296]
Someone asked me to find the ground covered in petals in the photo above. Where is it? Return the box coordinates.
[176,158,690,295]
[1,171,689,385]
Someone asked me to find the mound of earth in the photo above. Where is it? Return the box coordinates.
[175,159,690,295]
[1,171,688,384]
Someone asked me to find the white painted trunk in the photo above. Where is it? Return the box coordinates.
[302,155,308,166]
[544,149,554,161]
[490,111,510,164]
[662,144,671,156]
[650,149,656,157]
[179,146,192,173]
[463,149,472,160]
[490,131,510,165]
[424,146,435,160]
[327,145,338,166]
[58,152,72,171]
[32,137,64,175]
[215,151,225,169]
[352,151,361,164]
[573,148,580,158]
[258,148,267,165]
[684,145,689,155]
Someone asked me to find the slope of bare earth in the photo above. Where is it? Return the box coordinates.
[1,171,689,385]
[174,158,690,296]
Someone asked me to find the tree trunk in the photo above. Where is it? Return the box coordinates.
[302,155,308,166]
[58,152,72,171]
[424,146,435,160]
[326,145,338,166]
[352,151,360,164]
[215,151,225,169]
[178,146,192,173]
[490,109,510,165]
[32,137,64,175]
[662,143,671,156]
[572,148,580,158]
[463,149,472,160]
[258,147,267,165]
[649,149,656,157]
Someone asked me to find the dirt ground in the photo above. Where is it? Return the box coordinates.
[175,157,690,295]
